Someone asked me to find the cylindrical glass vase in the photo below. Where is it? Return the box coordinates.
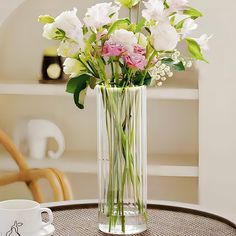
[97,85,147,235]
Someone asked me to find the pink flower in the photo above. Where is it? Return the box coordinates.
[102,42,125,57]
[134,45,146,55]
[124,53,147,70]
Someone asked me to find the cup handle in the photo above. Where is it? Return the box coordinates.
[40,208,53,228]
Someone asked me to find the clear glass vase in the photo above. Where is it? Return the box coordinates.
[97,85,147,235]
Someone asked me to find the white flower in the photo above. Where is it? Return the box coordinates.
[63,58,85,78]
[151,22,179,51]
[193,34,212,51]
[57,40,82,57]
[83,2,120,29]
[53,8,83,42]
[43,8,84,50]
[142,0,166,21]
[167,0,188,11]
[181,18,198,38]
[108,29,137,52]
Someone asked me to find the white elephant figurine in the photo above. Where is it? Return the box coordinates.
[14,119,65,160]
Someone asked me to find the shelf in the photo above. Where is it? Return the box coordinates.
[0,152,198,177]
[0,83,198,100]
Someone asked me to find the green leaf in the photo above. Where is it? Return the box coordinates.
[82,25,88,35]
[135,18,146,33]
[162,58,185,71]
[70,74,91,109]
[108,18,130,35]
[88,32,96,43]
[132,71,151,86]
[175,18,186,29]
[109,12,116,18]
[173,61,185,71]
[66,74,91,94]
[170,16,175,26]
[183,7,203,19]
[38,15,54,24]
[89,77,97,89]
[186,38,207,62]
[162,58,174,65]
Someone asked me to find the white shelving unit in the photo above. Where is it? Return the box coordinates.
[0,83,199,100]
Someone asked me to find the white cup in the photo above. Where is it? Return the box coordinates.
[0,199,53,236]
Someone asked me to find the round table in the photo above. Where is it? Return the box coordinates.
[44,201,236,236]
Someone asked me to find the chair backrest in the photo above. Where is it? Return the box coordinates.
[0,129,73,203]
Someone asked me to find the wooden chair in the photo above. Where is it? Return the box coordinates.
[0,129,73,203]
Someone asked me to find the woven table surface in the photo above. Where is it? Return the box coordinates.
[48,204,236,236]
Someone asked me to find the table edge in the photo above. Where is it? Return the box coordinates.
[42,199,236,229]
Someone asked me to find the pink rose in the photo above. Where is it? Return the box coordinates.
[134,44,146,55]
[102,42,125,57]
[124,53,147,70]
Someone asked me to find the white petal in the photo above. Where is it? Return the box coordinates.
[151,22,179,51]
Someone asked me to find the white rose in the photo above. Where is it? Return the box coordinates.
[181,18,198,38]
[166,0,188,11]
[63,58,85,78]
[151,22,179,51]
[57,40,82,58]
[83,2,120,29]
[142,0,166,22]
[193,34,212,51]
[108,29,137,52]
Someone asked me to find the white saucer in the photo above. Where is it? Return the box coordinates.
[39,224,55,236]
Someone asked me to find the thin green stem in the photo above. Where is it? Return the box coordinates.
[129,8,132,21]
[136,2,141,24]
[115,61,120,86]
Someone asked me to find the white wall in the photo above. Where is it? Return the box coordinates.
[197,0,236,215]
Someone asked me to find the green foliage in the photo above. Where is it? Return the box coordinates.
[88,32,96,43]
[132,71,151,86]
[183,7,203,19]
[89,77,97,89]
[135,18,146,33]
[175,18,186,29]
[38,15,54,24]
[173,61,185,71]
[66,74,91,109]
[164,0,169,9]
[170,16,175,26]
[108,18,130,35]
[161,58,174,65]
[186,38,207,62]
[162,58,185,71]
[117,0,141,8]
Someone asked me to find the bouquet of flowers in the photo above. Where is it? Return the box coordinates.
[39,1,210,234]
[39,0,210,109]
